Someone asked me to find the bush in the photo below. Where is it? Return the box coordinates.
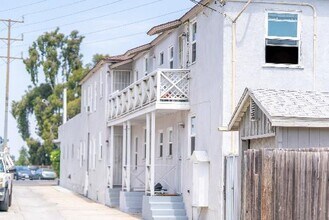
[50,149,60,176]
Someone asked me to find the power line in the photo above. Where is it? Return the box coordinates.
[82,31,146,45]
[22,0,163,34]
[17,0,126,29]
[83,8,190,36]
[23,0,89,16]
[0,0,49,13]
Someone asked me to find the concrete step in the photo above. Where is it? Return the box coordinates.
[153,216,188,220]
[150,202,185,209]
[148,196,183,203]
[151,208,186,216]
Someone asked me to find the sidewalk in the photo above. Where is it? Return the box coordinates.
[2,184,141,220]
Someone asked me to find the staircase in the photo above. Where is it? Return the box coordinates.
[120,191,145,213]
[142,196,188,220]
[106,187,121,208]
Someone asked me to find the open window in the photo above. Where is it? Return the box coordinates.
[265,12,300,65]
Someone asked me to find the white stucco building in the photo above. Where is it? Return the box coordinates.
[58,0,329,219]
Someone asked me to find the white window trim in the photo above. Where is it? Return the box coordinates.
[167,127,173,158]
[188,115,196,157]
[190,20,197,65]
[168,46,174,68]
[144,56,149,75]
[159,51,164,66]
[178,35,185,68]
[98,132,102,160]
[264,10,301,67]
[134,136,138,170]
[93,138,96,170]
[143,127,146,160]
[79,142,83,167]
[94,82,97,112]
[99,70,104,99]
[158,130,164,159]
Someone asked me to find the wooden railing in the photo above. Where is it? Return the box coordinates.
[108,69,190,120]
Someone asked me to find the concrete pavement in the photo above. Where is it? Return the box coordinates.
[1,182,141,220]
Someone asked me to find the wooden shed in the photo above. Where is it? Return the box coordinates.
[228,88,329,151]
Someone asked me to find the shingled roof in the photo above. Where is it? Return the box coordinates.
[228,88,329,130]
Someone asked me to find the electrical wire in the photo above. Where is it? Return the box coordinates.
[23,0,89,16]
[0,0,49,13]
[82,31,146,45]
[83,8,189,36]
[22,0,163,34]
[17,0,126,28]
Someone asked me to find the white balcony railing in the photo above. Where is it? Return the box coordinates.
[108,69,190,120]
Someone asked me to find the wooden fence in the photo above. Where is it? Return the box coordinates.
[243,148,329,220]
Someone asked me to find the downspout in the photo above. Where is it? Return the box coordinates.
[230,0,252,154]
[227,0,317,89]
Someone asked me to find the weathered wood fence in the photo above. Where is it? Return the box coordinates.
[243,148,329,220]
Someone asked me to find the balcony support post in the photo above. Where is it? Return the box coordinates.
[150,111,156,196]
[108,126,114,189]
[122,122,127,191]
[126,120,131,192]
[145,113,151,195]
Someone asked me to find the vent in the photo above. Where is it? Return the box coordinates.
[250,100,257,121]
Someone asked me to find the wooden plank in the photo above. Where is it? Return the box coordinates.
[305,152,313,220]
[286,151,294,220]
[312,152,320,219]
[261,149,273,220]
[318,152,327,219]
[244,151,252,220]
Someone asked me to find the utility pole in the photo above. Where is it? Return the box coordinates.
[0,18,24,152]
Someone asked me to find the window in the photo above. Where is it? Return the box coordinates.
[190,116,196,155]
[169,46,174,69]
[168,128,173,157]
[134,137,138,170]
[158,131,163,158]
[88,85,92,113]
[98,132,103,160]
[265,12,300,65]
[179,35,184,68]
[79,142,83,167]
[99,71,104,98]
[159,52,164,65]
[143,128,147,159]
[94,82,97,111]
[191,21,197,63]
[93,138,96,169]
[83,89,87,112]
[144,57,149,75]
[113,70,131,92]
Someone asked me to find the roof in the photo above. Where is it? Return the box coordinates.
[147,0,211,36]
[228,88,329,130]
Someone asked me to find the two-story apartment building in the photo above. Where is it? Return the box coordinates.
[59,0,329,219]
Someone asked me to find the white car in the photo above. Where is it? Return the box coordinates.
[0,154,15,211]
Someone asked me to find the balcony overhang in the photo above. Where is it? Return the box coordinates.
[107,69,190,126]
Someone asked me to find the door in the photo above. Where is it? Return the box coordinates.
[113,134,123,186]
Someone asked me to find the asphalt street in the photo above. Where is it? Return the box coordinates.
[0,179,141,220]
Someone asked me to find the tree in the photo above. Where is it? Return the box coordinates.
[16,146,29,166]
[12,28,86,166]
[50,149,60,176]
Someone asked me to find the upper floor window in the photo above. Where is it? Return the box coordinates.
[113,70,131,92]
[178,35,184,68]
[159,52,164,65]
[191,21,197,63]
[265,12,300,65]
[144,57,149,75]
[169,46,174,69]
[189,116,196,156]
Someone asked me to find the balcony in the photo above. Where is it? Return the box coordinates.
[108,69,190,123]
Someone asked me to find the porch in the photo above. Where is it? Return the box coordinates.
[106,69,190,218]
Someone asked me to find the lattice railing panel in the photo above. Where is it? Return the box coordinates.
[108,69,190,120]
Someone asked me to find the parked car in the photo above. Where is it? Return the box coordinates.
[0,153,15,211]
[28,166,39,179]
[34,168,57,180]
[15,166,32,180]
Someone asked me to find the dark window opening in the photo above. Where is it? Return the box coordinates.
[265,46,298,65]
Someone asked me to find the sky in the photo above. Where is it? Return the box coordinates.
[0,0,195,159]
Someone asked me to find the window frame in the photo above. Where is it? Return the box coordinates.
[143,128,147,160]
[190,20,197,64]
[168,46,174,69]
[264,10,301,67]
[98,132,103,161]
[134,136,138,170]
[178,35,185,68]
[158,130,164,158]
[167,127,173,158]
[159,51,164,66]
[144,56,149,75]
[188,115,196,157]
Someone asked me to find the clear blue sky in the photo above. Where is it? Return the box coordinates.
[0,0,195,159]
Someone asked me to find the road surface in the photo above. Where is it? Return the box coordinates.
[1,180,141,220]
